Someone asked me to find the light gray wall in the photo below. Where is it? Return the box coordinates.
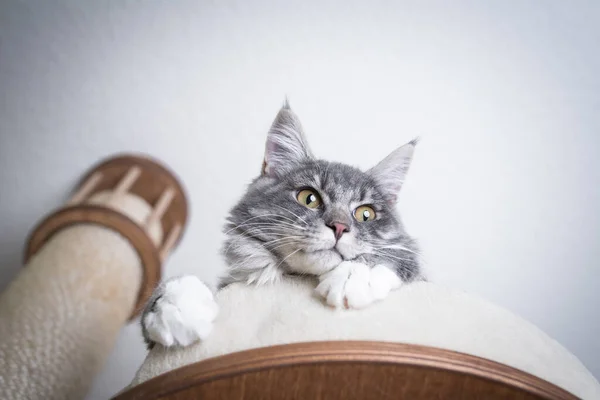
[1,1,598,399]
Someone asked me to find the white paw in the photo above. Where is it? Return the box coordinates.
[143,275,218,347]
[315,262,401,309]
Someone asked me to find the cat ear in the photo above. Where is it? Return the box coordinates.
[262,101,313,177]
[368,138,419,204]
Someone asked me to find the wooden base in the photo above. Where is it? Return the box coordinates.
[23,153,189,320]
[112,341,577,400]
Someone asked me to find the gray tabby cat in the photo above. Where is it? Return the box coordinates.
[141,102,422,348]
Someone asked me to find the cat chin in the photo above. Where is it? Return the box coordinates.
[285,248,343,275]
[334,240,365,261]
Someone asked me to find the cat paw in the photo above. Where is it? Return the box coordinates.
[142,275,218,348]
[315,262,401,309]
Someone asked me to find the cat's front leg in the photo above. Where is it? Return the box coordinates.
[315,261,402,309]
[141,275,218,348]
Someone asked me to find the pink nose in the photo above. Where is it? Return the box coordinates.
[328,222,350,240]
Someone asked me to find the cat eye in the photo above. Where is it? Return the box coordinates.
[354,205,376,222]
[296,188,322,209]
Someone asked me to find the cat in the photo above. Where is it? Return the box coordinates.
[141,101,422,348]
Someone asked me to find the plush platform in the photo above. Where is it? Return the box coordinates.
[120,277,600,399]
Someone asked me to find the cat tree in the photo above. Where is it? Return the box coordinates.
[0,154,188,400]
[2,154,599,400]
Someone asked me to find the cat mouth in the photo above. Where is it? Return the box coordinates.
[331,248,345,259]
[302,247,346,260]
[328,246,349,261]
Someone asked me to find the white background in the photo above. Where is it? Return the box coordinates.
[1,1,598,399]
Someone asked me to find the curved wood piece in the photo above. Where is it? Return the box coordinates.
[112,341,577,400]
[24,205,161,320]
[67,171,104,205]
[76,153,188,252]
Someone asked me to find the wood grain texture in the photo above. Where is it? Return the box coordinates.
[113,341,578,400]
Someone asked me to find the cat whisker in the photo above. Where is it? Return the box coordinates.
[374,250,428,267]
[225,226,304,241]
[266,240,302,253]
[234,221,306,231]
[274,248,302,270]
[264,236,303,246]
[228,244,302,271]
[222,229,282,255]
[372,251,414,264]
[272,204,309,226]
[235,226,302,235]
[371,245,421,257]
[269,210,308,226]
[224,213,303,234]
[223,228,304,256]
[225,223,299,235]
[241,228,304,238]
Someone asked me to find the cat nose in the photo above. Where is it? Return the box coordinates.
[328,222,349,240]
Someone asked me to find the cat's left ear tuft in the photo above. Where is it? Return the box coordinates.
[262,101,313,177]
[368,137,419,204]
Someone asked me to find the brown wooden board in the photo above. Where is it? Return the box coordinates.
[113,341,578,400]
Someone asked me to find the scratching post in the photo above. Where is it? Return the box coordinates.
[0,155,188,400]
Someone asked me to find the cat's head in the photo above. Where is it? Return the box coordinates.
[224,103,418,276]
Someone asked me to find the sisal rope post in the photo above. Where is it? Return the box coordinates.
[0,154,188,400]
